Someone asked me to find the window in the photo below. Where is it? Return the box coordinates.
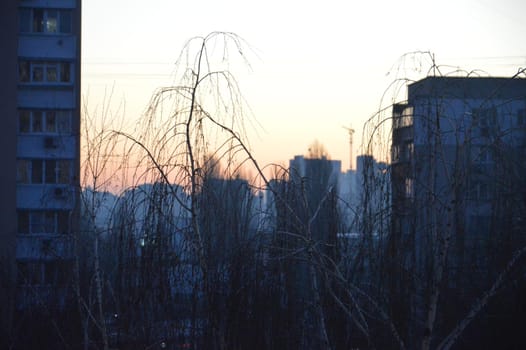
[472,107,497,137]
[393,105,413,129]
[19,61,29,82]
[46,9,58,33]
[17,261,41,285]
[32,159,43,184]
[517,109,526,127]
[17,159,72,184]
[19,8,72,34]
[19,110,30,132]
[471,146,493,163]
[33,9,43,32]
[468,179,492,201]
[19,110,72,134]
[45,160,56,183]
[31,213,47,234]
[18,8,32,33]
[18,261,70,286]
[402,142,413,162]
[17,160,29,183]
[392,142,414,163]
[392,144,400,162]
[467,215,491,237]
[60,10,72,33]
[45,111,56,132]
[57,111,71,132]
[57,160,71,183]
[17,210,70,235]
[404,177,414,199]
[19,61,72,84]
[18,211,29,234]
[33,111,43,131]
[471,146,494,174]
[472,107,497,127]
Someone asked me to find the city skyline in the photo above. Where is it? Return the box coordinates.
[2,1,525,347]
[82,0,526,171]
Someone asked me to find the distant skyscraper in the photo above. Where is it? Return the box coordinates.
[289,155,341,188]
[0,0,81,312]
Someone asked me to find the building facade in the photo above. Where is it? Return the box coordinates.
[0,0,81,321]
[390,76,526,346]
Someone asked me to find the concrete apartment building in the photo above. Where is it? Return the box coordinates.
[0,0,81,318]
[390,76,526,344]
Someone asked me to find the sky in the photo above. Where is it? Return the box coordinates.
[82,0,526,172]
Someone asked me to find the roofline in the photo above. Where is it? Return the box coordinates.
[408,75,526,100]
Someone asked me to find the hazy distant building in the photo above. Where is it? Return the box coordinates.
[289,155,341,187]
[390,76,526,345]
[287,154,341,240]
[337,155,389,232]
[0,0,81,313]
[265,154,341,348]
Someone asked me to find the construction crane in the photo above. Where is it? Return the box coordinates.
[342,125,355,171]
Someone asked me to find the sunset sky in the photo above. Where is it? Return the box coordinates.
[82,0,526,172]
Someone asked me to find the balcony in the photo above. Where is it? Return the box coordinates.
[17,185,75,209]
[18,34,76,60]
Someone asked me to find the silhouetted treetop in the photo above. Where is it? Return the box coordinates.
[307,139,330,159]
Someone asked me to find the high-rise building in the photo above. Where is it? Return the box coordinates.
[390,76,526,345]
[0,0,81,318]
[266,154,341,348]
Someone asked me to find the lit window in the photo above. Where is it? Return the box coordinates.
[19,8,72,34]
[45,10,58,33]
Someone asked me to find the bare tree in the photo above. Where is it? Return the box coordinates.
[78,90,131,350]
[110,32,271,349]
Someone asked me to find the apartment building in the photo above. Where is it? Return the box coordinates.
[390,76,526,345]
[0,0,81,314]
